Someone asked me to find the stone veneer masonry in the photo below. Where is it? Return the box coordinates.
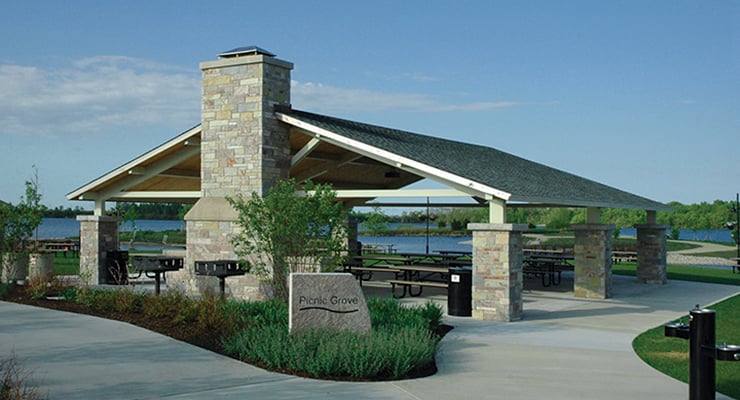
[468,223,527,321]
[173,52,293,300]
[635,224,669,284]
[77,215,120,284]
[573,224,614,299]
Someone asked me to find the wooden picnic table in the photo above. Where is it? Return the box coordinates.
[342,257,403,286]
[436,250,472,262]
[523,254,573,287]
[40,241,80,257]
[388,264,450,298]
[612,251,638,263]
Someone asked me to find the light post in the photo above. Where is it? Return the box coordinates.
[726,193,739,274]
[732,193,739,260]
[419,197,437,254]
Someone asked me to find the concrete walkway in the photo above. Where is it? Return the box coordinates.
[1,276,738,400]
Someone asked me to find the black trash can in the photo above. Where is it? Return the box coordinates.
[448,266,472,316]
[105,250,129,285]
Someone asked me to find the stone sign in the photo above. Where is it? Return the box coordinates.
[289,273,371,334]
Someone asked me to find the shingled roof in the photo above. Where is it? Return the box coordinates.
[277,107,671,212]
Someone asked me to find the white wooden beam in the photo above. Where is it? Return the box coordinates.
[291,137,321,167]
[293,153,363,182]
[113,191,201,199]
[331,189,473,198]
[97,145,200,200]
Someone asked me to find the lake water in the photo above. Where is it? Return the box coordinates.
[36,218,734,255]
[36,218,185,239]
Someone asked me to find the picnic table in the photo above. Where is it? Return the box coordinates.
[40,241,80,257]
[129,254,184,295]
[612,251,638,263]
[342,255,410,285]
[362,243,397,254]
[436,250,472,261]
[523,254,574,287]
[388,264,450,298]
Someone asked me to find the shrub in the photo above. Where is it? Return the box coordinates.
[72,287,145,314]
[142,288,190,320]
[0,353,45,400]
[222,297,443,380]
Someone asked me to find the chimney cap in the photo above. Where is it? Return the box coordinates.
[218,46,276,59]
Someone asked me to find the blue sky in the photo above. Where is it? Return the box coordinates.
[1,1,737,210]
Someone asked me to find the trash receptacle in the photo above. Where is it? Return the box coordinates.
[448,266,472,316]
[105,250,129,285]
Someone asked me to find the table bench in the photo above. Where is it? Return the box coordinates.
[342,263,402,286]
[388,279,448,298]
[388,264,450,298]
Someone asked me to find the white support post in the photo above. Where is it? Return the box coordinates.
[586,207,601,224]
[489,198,506,224]
[94,199,106,216]
[646,210,657,224]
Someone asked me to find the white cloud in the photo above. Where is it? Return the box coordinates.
[0,56,524,139]
[291,80,522,113]
[0,57,200,137]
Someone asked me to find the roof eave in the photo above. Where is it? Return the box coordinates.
[277,111,512,201]
[66,124,202,201]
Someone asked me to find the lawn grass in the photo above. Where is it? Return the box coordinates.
[632,295,740,399]
[612,263,740,286]
[539,236,701,252]
[53,253,80,275]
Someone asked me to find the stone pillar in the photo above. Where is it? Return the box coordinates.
[635,224,668,284]
[573,224,614,299]
[175,48,293,300]
[77,215,120,285]
[28,252,55,279]
[468,223,527,321]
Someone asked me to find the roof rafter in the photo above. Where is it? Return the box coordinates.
[96,145,200,200]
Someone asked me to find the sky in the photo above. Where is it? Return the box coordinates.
[1,0,738,210]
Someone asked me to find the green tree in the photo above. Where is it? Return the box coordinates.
[545,208,573,231]
[364,206,389,237]
[1,169,46,282]
[228,179,348,301]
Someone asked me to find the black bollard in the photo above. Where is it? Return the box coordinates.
[689,308,715,400]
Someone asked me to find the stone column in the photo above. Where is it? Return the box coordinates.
[175,49,293,300]
[468,223,527,321]
[635,224,668,284]
[77,215,120,285]
[573,224,614,299]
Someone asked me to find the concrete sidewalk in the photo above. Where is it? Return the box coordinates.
[1,276,737,399]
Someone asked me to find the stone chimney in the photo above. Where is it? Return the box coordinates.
[178,46,293,299]
[200,46,293,197]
